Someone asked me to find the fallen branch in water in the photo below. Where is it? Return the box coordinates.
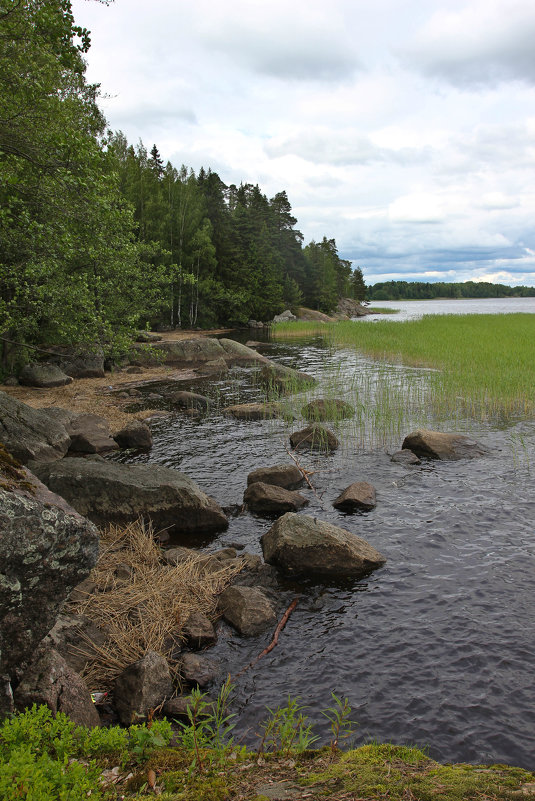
[284,446,316,491]
[233,598,299,679]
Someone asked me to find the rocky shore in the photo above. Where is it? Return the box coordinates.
[0,333,490,739]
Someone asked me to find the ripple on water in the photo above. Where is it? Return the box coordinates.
[119,340,535,769]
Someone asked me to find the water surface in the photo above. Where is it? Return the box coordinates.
[122,333,535,769]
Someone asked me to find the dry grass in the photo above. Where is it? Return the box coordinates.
[69,520,243,691]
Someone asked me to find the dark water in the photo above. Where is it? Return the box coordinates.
[120,338,535,769]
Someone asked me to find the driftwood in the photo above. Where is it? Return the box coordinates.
[233,598,299,679]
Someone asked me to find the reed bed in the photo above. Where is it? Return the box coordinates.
[270,314,535,451]
[68,520,242,691]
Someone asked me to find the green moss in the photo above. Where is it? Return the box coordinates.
[301,744,535,800]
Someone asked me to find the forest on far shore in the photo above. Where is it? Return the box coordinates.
[367,280,535,301]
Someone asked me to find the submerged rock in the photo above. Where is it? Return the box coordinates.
[167,390,212,412]
[402,429,488,461]
[391,449,421,465]
[333,481,376,512]
[247,464,304,490]
[218,585,276,637]
[224,402,282,421]
[259,363,316,395]
[261,512,386,579]
[290,424,339,452]
[243,481,308,515]
[32,458,228,535]
[302,398,355,421]
[179,653,219,688]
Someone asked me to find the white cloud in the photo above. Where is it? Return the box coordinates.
[400,0,535,87]
[70,0,535,287]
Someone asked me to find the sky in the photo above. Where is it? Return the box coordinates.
[71,0,535,286]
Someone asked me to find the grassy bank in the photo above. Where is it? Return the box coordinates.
[273,314,535,424]
[3,704,535,800]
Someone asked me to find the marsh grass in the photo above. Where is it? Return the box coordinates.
[272,314,535,446]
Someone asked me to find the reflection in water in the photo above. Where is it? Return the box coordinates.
[119,335,535,769]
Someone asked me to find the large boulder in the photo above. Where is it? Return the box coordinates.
[302,398,354,421]
[0,467,99,702]
[243,482,308,515]
[247,464,304,490]
[402,429,488,461]
[261,513,386,579]
[114,650,173,725]
[0,391,70,463]
[14,647,100,728]
[332,481,377,512]
[218,585,276,636]
[18,363,72,388]
[32,458,228,534]
[135,337,267,368]
[290,424,339,452]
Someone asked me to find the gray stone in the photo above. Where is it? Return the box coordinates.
[391,449,421,465]
[32,458,228,535]
[0,478,98,684]
[114,650,173,725]
[218,585,276,636]
[67,413,119,454]
[290,424,339,452]
[333,481,377,512]
[261,513,386,579]
[273,310,297,322]
[15,647,100,728]
[166,391,212,412]
[259,363,315,395]
[244,482,308,515]
[402,429,488,461]
[162,546,199,566]
[54,349,105,379]
[19,363,72,388]
[179,653,219,687]
[182,611,217,650]
[43,614,107,675]
[0,391,71,464]
[163,694,215,720]
[302,398,354,421]
[114,420,152,451]
[224,403,282,421]
[247,464,304,490]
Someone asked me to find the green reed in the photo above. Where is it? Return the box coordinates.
[272,314,535,445]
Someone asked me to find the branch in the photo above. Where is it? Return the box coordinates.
[233,598,299,679]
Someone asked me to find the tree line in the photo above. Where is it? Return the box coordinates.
[367,280,535,301]
[0,0,365,368]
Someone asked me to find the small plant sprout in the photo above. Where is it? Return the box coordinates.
[175,676,237,774]
[257,696,319,756]
[322,692,359,754]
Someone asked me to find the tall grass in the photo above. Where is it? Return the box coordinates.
[273,314,535,432]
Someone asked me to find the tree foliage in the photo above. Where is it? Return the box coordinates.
[0,0,362,369]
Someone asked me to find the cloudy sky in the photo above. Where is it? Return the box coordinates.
[71,0,535,286]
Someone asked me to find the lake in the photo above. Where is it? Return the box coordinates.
[122,305,535,769]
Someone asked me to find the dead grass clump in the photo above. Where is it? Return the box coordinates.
[69,520,242,691]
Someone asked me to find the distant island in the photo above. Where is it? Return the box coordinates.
[367,280,535,301]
